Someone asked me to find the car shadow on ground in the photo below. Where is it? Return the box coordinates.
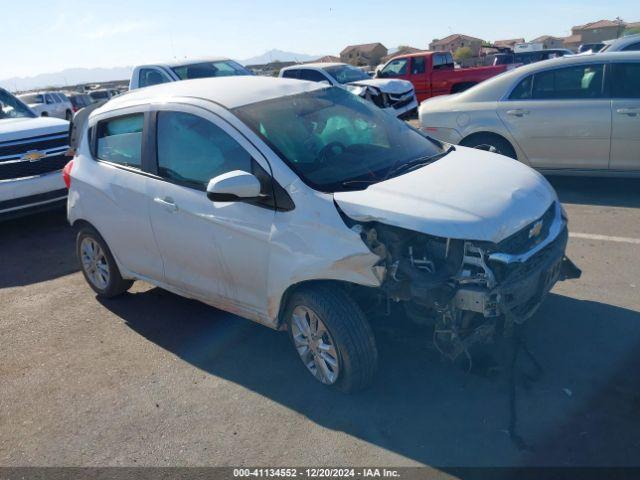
[548,176,640,208]
[0,208,78,288]
[99,288,640,469]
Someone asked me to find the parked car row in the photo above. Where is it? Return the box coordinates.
[16,88,121,121]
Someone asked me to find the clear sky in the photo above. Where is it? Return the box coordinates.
[3,0,638,79]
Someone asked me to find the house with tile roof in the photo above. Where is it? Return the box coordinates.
[429,34,484,57]
[339,43,387,67]
[564,19,627,50]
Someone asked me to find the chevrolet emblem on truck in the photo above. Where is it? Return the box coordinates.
[22,150,46,162]
[529,220,543,239]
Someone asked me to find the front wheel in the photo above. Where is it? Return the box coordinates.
[285,285,378,392]
[76,226,133,297]
[65,110,73,121]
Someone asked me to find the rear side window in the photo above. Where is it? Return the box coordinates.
[96,114,144,168]
[622,42,640,51]
[509,75,533,99]
[299,69,327,82]
[139,68,168,88]
[281,69,299,79]
[156,112,252,189]
[411,57,425,74]
[612,63,640,98]
[532,64,604,99]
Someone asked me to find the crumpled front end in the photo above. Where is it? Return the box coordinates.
[346,82,418,117]
[344,201,580,362]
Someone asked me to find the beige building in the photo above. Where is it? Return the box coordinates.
[313,55,341,63]
[340,43,388,68]
[531,35,566,49]
[380,46,424,64]
[494,38,525,50]
[429,34,484,57]
[564,19,627,50]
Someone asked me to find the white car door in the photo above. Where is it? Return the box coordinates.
[498,63,611,170]
[146,105,275,317]
[90,110,164,280]
[609,62,640,171]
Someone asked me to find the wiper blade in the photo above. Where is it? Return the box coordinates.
[338,179,379,190]
[387,146,455,179]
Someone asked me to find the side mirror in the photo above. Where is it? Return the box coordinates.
[206,170,262,202]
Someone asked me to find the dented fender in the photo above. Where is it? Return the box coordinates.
[266,182,383,324]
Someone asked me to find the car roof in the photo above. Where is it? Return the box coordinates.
[282,62,346,70]
[511,50,640,73]
[603,34,640,49]
[445,51,640,102]
[99,76,326,111]
[136,57,232,69]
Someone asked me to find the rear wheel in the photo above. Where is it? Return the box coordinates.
[285,285,378,392]
[461,133,517,159]
[76,226,133,297]
[65,110,72,121]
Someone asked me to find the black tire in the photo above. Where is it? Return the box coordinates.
[65,110,72,121]
[76,226,133,298]
[41,112,48,117]
[285,285,378,393]
[460,133,517,159]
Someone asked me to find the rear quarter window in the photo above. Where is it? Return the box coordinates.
[96,114,144,168]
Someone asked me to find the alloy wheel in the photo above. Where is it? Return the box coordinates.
[80,237,110,290]
[291,305,340,384]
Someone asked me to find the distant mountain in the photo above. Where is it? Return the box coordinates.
[0,66,133,92]
[241,49,326,66]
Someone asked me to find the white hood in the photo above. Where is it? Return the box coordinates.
[334,147,557,243]
[0,116,69,141]
[348,78,414,95]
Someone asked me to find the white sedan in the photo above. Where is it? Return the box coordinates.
[280,62,418,117]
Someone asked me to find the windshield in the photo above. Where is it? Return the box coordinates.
[172,60,253,80]
[323,65,371,84]
[233,87,443,192]
[1,90,36,119]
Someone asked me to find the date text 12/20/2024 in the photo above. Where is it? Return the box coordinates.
[233,469,400,478]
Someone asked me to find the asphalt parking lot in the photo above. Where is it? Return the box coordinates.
[1,176,639,471]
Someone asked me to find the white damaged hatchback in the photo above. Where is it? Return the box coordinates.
[66,77,580,391]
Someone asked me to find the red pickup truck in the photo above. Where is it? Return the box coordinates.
[376,51,508,103]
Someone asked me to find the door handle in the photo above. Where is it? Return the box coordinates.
[616,107,640,116]
[153,196,178,212]
[506,109,529,117]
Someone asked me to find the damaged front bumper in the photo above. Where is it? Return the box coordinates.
[453,203,581,323]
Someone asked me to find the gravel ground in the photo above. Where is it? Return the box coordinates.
[1,176,639,469]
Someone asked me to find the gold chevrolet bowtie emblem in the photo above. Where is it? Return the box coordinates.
[529,220,543,239]
[22,150,46,162]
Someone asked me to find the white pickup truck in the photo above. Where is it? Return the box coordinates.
[1,88,70,220]
[129,57,253,90]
